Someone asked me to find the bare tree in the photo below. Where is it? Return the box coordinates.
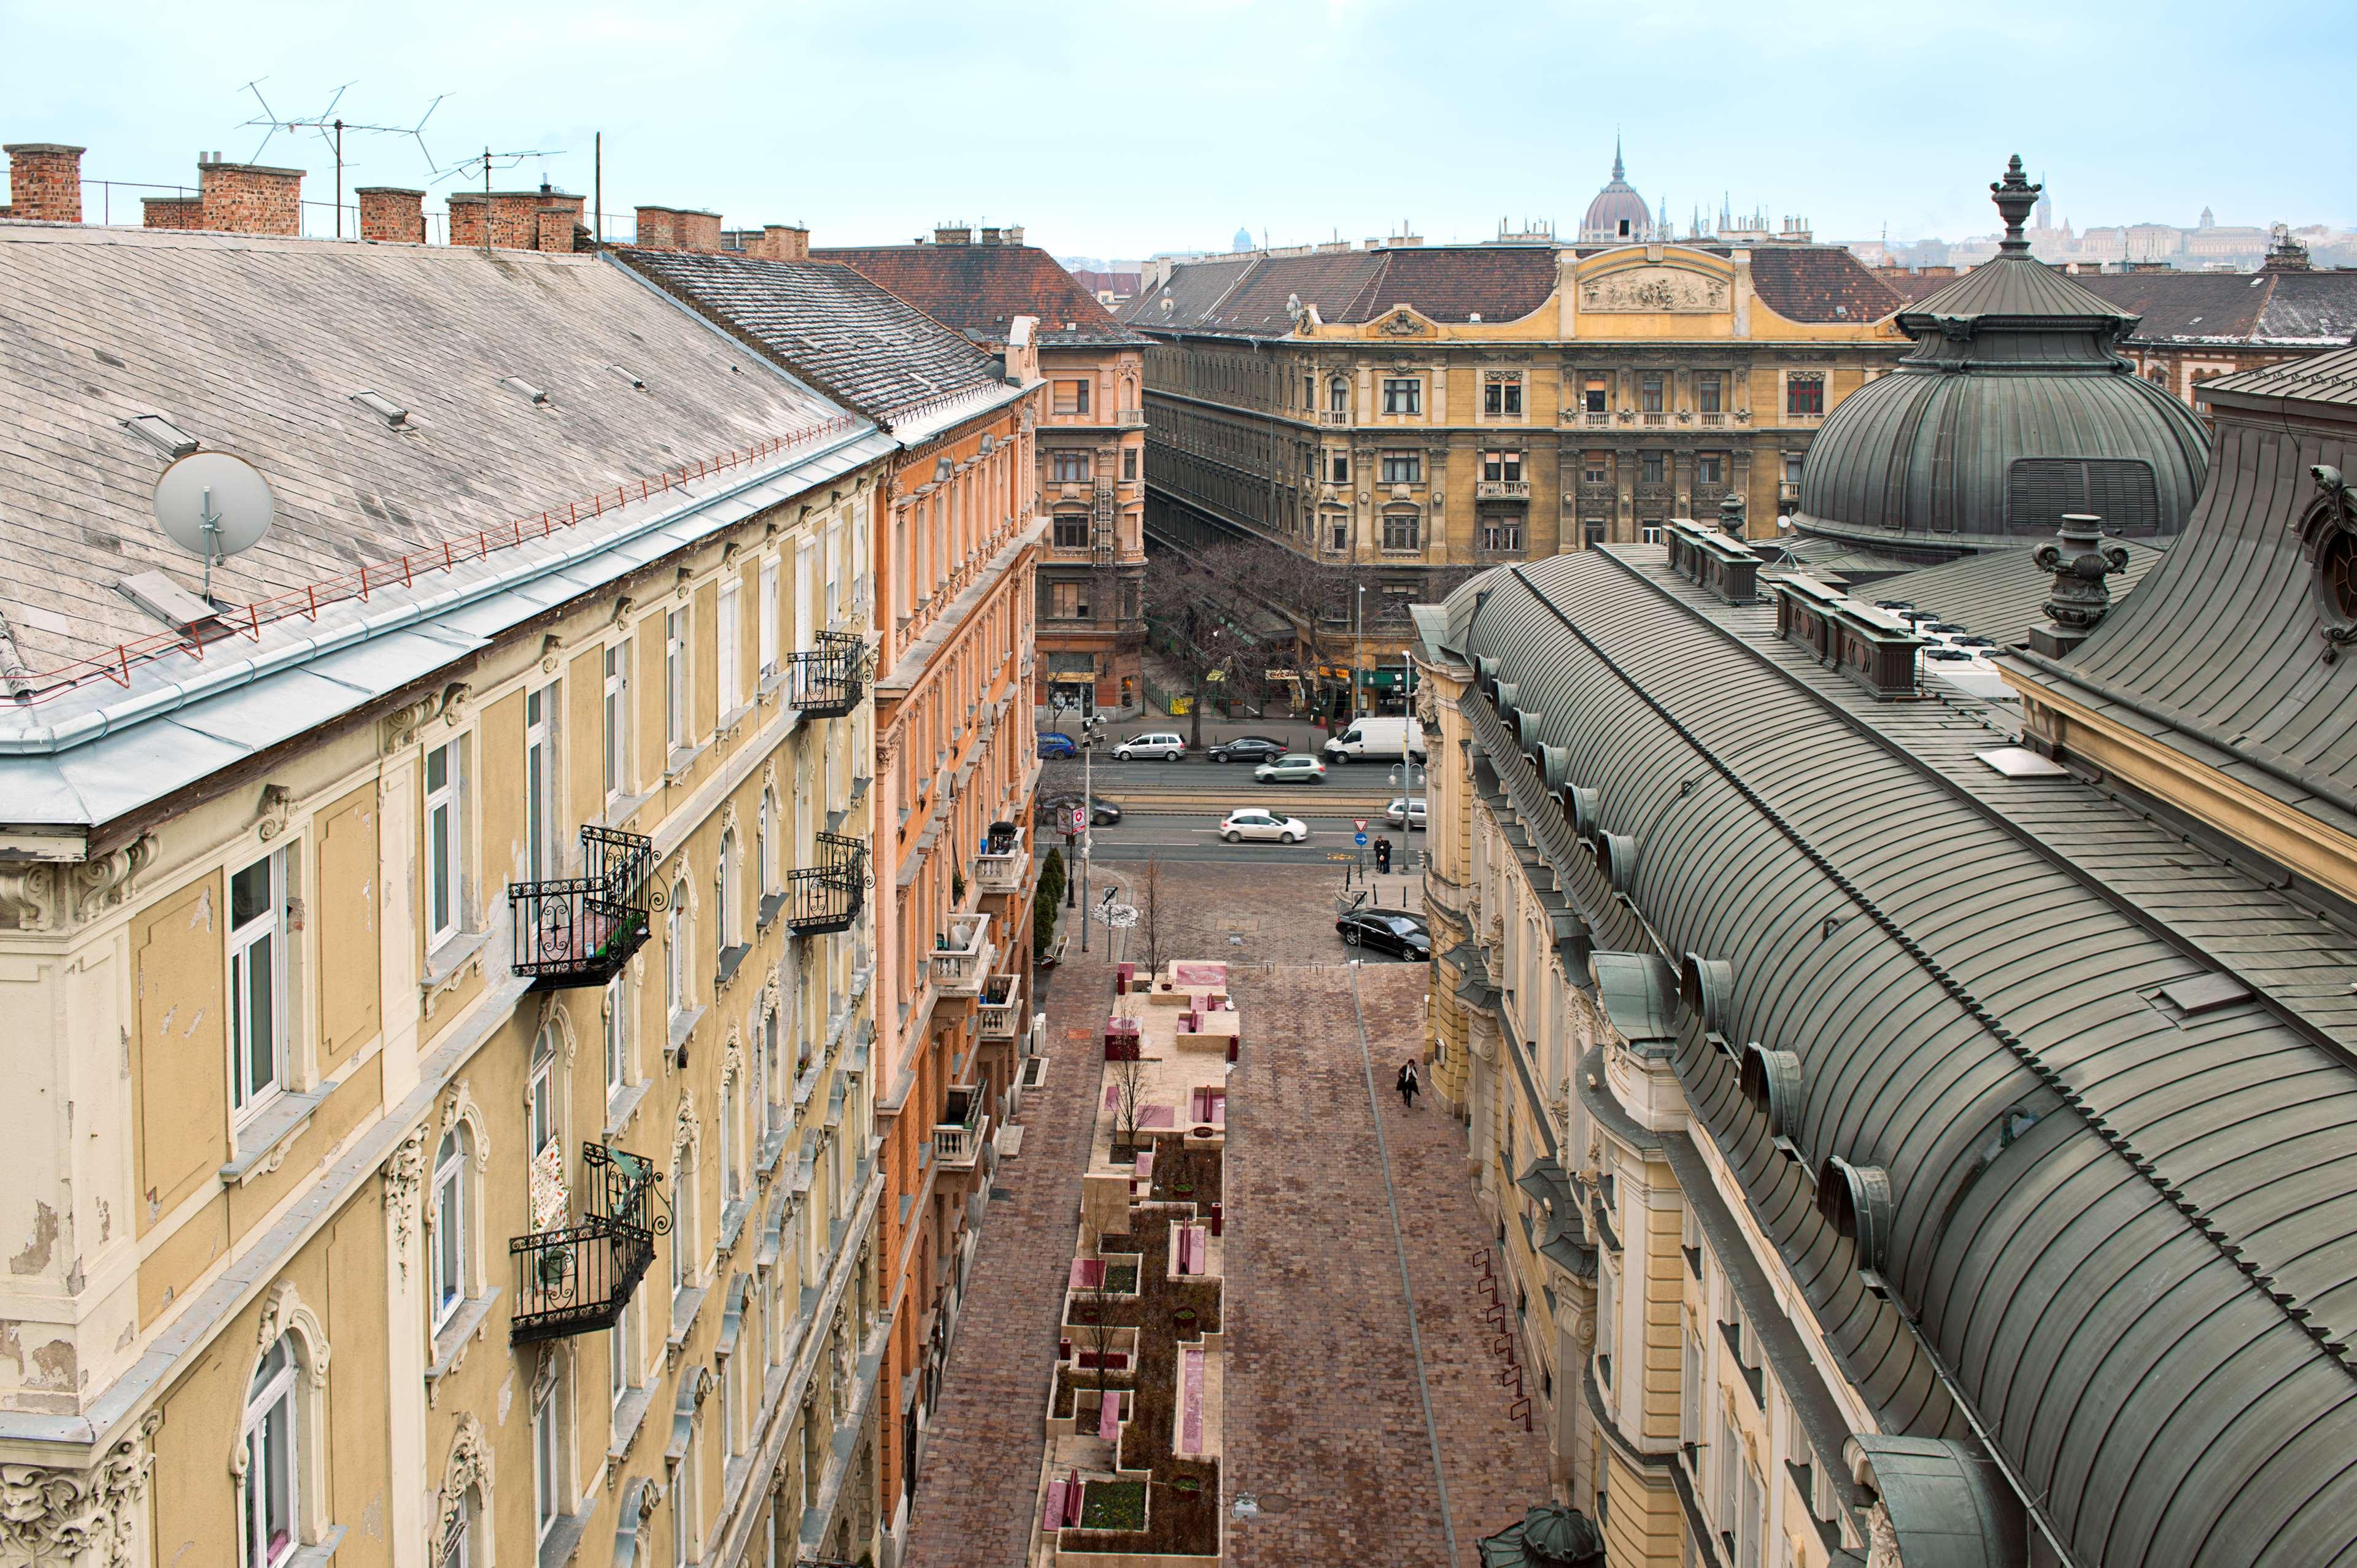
[1140,855,1164,978]
[1079,1276,1121,1400]
[1109,1051,1149,1161]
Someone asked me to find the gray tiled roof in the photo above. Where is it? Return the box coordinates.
[0,223,853,678]
[1439,548,2357,1568]
[2075,269,2357,349]
[613,249,1007,425]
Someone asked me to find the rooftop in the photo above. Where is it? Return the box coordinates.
[814,242,1146,349]
[2073,267,2357,349]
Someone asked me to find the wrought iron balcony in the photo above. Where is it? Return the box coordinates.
[1476,480,1531,501]
[929,913,993,996]
[785,832,867,936]
[510,1143,669,1344]
[508,825,656,991]
[977,973,1020,1040]
[789,631,867,719]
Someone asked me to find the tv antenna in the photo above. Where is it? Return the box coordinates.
[435,145,568,252]
[239,80,452,236]
[152,452,276,604]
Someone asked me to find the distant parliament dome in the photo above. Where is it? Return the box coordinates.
[1792,156,2208,557]
[1579,142,1654,245]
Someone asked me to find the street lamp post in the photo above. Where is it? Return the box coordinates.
[1079,713,1103,952]
[1354,583,1366,722]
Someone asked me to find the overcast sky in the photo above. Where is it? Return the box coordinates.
[9,0,2351,260]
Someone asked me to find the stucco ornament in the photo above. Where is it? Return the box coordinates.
[1863,1500,1905,1568]
[1377,309,1428,336]
[1414,679,1440,730]
[430,1415,493,1561]
[385,1128,429,1278]
[63,835,159,927]
[254,782,293,842]
[673,1088,702,1164]
[2299,465,2357,658]
[380,680,470,754]
[0,1410,164,1568]
[1580,266,1728,314]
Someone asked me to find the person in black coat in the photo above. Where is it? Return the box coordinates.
[1396,1059,1421,1108]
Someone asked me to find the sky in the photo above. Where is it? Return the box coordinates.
[8,0,2353,259]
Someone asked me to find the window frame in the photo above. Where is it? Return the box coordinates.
[533,1369,563,1544]
[718,577,742,719]
[424,741,462,950]
[524,683,556,881]
[602,641,632,808]
[1697,373,1724,414]
[1052,512,1089,549]
[1381,510,1420,552]
[1380,451,1422,485]
[1482,372,1524,417]
[430,1130,469,1333]
[757,558,781,681]
[229,851,289,1127]
[1050,450,1089,485]
[604,974,629,1105]
[243,1337,301,1568]
[1785,372,1825,417]
[665,609,691,752]
[1380,377,1422,417]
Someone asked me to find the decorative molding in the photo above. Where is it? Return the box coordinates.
[2298,466,2357,660]
[1376,309,1429,337]
[0,1408,163,1568]
[430,1415,493,1562]
[69,834,158,926]
[381,681,471,755]
[611,595,635,630]
[673,1089,701,1165]
[0,865,60,932]
[257,1281,330,1386]
[255,783,293,842]
[1581,266,1728,314]
[540,632,563,674]
[385,1129,428,1278]
[441,1080,490,1171]
[719,800,741,841]
[762,971,781,1023]
[721,1031,743,1089]
[422,938,486,1020]
[537,993,579,1067]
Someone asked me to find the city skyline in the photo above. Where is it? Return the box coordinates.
[8,0,2352,257]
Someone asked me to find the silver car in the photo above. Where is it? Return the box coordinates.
[1385,797,1427,829]
[1253,752,1328,784]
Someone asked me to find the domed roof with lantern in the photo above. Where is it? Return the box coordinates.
[1790,156,2209,561]
[1578,139,1656,245]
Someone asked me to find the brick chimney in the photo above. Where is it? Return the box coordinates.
[978,226,1002,246]
[141,194,203,230]
[755,224,810,262]
[1005,225,1024,247]
[447,193,486,247]
[676,210,721,252]
[356,187,425,243]
[3,144,84,223]
[934,223,971,245]
[197,158,303,235]
[634,205,679,250]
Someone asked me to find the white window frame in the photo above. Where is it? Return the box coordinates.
[524,682,555,880]
[243,1336,301,1567]
[603,639,632,807]
[605,975,629,1104]
[533,1370,562,1543]
[430,1130,468,1333]
[610,1288,640,1411]
[666,878,689,1023]
[530,1037,560,1166]
[666,609,691,752]
[425,742,462,949]
[718,577,742,719]
[229,851,288,1127]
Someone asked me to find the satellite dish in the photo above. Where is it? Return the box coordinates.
[153,452,274,600]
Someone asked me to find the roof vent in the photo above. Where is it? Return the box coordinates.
[351,391,411,428]
[1515,708,1547,757]
[1598,831,1640,894]
[1679,954,1735,1035]
[116,570,221,632]
[1817,1157,1895,1291]
[501,376,550,406]
[1566,784,1603,841]
[1740,1046,1805,1160]
[1538,743,1573,794]
[611,365,648,391]
[125,414,199,458]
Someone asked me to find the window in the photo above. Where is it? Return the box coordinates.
[1642,522,1663,545]
[424,743,461,948]
[1380,377,1421,415]
[1050,582,1091,620]
[1122,447,1137,481]
[666,878,690,1021]
[1583,520,1606,549]
[1329,454,1349,484]
[1642,453,1665,485]
[1583,457,1607,484]
[431,1130,468,1331]
[1051,450,1089,484]
[524,684,555,880]
[757,790,776,900]
[665,610,690,751]
[1786,373,1825,417]
[758,559,780,679]
[717,831,740,956]
[1697,373,1724,414]
[1784,455,1803,487]
[529,1032,560,1172]
[1640,374,1665,413]
[1483,373,1523,416]
[1052,379,1091,415]
[610,1284,640,1412]
[602,641,631,806]
[765,1004,788,1127]
[1053,513,1089,549]
[1330,519,1349,552]
[604,975,629,1104]
[720,1076,740,1209]
[533,1370,563,1542]
[1328,377,1349,413]
[1583,375,1608,413]
[1382,512,1420,551]
[1482,518,1523,552]
[230,853,287,1122]
[1380,452,1421,485]
[1699,454,1724,486]
[718,579,741,719]
[669,1160,688,1297]
[1482,451,1523,483]
[244,1336,301,1567]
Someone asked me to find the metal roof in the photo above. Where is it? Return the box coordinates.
[1439,547,2357,1568]
[1836,540,2169,647]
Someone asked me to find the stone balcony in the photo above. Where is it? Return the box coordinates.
[935,1086,989,1170]
[975,825,1028,895]
[930,912,994,997]
[977,973,1021,1040]
[1320,409,1351,426]
[1115,407,1147,428]
[1476,480,1531,501]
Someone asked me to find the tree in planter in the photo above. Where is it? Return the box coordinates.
[1079,1276,1122,1408]
[1034,848,1067,960]
[1109,1049,1148,1159]
[1140,854,1164,978]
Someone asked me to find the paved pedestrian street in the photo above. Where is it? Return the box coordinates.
[906,863,1547,1567]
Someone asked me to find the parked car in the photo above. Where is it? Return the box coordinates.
[1035,793,1121,828]
[1336,909,1431,960]
[1253,752,1328,784]
[1385,797,1428,830]
[1220,809,1309,844]
[1207,735,1288,765]
[1037,731,1077,759]
[1322,715,1426,764]
[1113,731,1186,762]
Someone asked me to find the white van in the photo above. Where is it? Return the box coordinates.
[1322,716,1425,763]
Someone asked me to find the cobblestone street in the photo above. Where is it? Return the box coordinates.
[905,859,1543,1567]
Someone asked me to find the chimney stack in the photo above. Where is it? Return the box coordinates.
[757,224,810,262]
[978,226,1002,246]
[934,223,971,246]
[195,158,303,235]
[447,192,487,248]
[635,206,679,250]
[1005,224,1024,246]
[357,187,425,244]
[3,144,85,223]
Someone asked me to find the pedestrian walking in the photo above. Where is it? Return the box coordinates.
[1396,1059,1420,1109]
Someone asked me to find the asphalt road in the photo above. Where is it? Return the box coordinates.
[1040,752,1426,803]
[1046,811,1426,867]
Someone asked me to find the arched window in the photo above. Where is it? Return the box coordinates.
[666,878,689,1021]
[528,1027,567,1232]
[244,1336,301,1566]
[430,1129,470,1332]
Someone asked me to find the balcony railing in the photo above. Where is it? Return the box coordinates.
[935,1087,988,1170]
[789,631,866,718]
[974,824,1028,895]
[1699,411,1728,427]
[930,912,993,996]
[1641,411,1669,427]
[1476,480,1531,501]
[1115,407,1147,428]
[1319,410,1351,426]
[1582,412,1612,428]
[977,973,1020,1040]
[785,832,867,936]
[510,1143,668,1344]
[508,825,656,991]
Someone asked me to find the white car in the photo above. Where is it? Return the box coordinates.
[1385,797,1428,830]
[1219,809,1309,844]
[1114,732,1186,762]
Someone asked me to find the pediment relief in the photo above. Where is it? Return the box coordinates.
[1579,265,1730,315]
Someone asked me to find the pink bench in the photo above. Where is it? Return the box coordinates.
[1178,1350,1206,1455]
[1130,1150,1154,1195]
[1177,1225,1206,1275]
[1097,1389,1121,1439]
[1066,1470,1085,1526]
[1043,1480,1067,1532]
[1137,1104,1175,1130]
[1069,1259,1105,1290]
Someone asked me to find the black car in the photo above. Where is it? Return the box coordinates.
[1035,793,1122,828]
[1207,735,1288,764]
[1336,909,1432,960]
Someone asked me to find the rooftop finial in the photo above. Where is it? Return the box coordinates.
[1612,132,1624,184]
[1991,155,2042,255]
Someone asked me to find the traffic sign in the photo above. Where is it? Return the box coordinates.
[1353,817,1369,832]
[1354,832,1369,846]
[1070,807,1088,833]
